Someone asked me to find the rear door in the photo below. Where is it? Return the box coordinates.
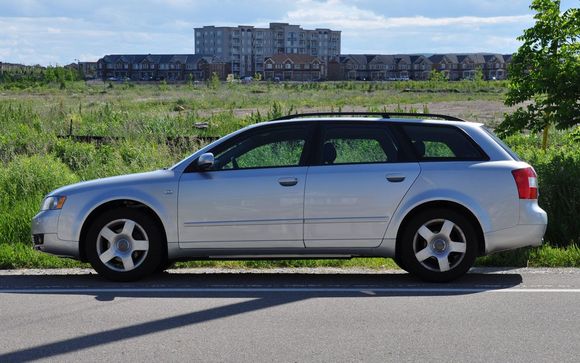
[304,122,420,248]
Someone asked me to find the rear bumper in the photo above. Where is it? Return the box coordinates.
[484,223,547,254]
[485,199,548,254]
[32,210,79,259]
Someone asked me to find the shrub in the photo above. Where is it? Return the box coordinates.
[506,130,580,246]
[53,138,99,172]
[0,155,78,244]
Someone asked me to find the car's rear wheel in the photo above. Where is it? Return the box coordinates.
[86,208,163,281]
[393,255,409,272]
[400,208,478,282]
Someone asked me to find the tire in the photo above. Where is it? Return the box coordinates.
[393,255,409,273]
[155,260,175,273]
[399,208,478,283]
[86,207,164,282]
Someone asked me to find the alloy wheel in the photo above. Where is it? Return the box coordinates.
[96,219,150,272]
[412,218,467,273]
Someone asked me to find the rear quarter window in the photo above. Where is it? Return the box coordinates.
[399,124,488,161]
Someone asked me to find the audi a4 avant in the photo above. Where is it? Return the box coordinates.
[32,112,547,282]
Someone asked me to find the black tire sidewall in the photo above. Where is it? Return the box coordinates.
[86,208,164,282]
[400,208,478,283]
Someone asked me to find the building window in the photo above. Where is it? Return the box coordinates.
[285,63,292,69]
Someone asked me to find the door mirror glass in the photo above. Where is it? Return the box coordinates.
[197,153,215,170]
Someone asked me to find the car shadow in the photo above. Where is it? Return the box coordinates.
[0,271,523,361]
[0,270,524,298]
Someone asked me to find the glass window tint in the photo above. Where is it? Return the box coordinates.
[401,124,486,161]
[424,141,454,158]
[321,126,399,165]
[210,128,308,170]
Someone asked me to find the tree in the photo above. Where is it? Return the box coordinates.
[428,69,448,82]
[498,0,579,148]
[208,72,220,89]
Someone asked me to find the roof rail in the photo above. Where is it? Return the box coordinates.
[272,112,464,122]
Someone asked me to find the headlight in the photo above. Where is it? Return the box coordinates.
[41,196,67,211]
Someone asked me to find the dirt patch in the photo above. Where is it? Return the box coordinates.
[197,100,522,126]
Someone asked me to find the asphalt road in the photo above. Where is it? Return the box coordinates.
[1,268,579,362]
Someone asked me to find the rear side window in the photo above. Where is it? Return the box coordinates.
[319,125,400,165]
[400,124,487,161]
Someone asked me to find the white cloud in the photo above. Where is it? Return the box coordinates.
[285,0,533,30]
[0,16,192,65]
[284,0,532,54]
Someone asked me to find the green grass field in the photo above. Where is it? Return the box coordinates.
[0,80,578,269]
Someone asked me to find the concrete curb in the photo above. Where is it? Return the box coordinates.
[0,267,578,276]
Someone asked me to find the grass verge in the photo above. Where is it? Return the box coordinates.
[1,242,578,270]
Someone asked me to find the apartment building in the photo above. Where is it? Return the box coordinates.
[194,23,341,77]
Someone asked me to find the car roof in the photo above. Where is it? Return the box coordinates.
[261,117,483,128]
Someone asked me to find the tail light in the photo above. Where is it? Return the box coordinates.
[511,167,538,199]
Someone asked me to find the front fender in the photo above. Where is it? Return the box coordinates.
[57,187,178,243]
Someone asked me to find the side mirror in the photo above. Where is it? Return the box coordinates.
[197,152,215,170]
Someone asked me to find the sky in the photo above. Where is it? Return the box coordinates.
[0,0,577,66]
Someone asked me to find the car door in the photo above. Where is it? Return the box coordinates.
[178,124,313,249]
[304,123,420,248]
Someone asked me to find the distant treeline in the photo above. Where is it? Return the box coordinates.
[0,66,81,85]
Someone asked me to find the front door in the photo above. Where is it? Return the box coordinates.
[178,124,313,249]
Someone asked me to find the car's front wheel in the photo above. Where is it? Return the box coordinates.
[86,208,164,281]
[400,208,478,282]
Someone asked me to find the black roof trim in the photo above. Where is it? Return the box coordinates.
[272,112,464,122]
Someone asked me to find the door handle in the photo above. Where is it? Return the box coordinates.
[278,177,298,187]
[386,174,406,183]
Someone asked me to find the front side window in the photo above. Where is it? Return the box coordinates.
[318,125,399,165]
[207,127,310,171]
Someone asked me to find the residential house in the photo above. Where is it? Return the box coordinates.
[457,54,486,80]
[368,55,394,80]
[410,55,432,80]
[483,54,509,80]
[263,54,324,81]
[96,54,230,81]
[429,54,459,80]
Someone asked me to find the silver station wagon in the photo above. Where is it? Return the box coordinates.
[32,112,547,282]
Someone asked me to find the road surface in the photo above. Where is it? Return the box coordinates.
[1,268,579,362]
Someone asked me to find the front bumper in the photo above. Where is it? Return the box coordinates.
[32,210,79,259]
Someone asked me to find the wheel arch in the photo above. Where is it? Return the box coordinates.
[394,200,486,258]
[78,199,168,262]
